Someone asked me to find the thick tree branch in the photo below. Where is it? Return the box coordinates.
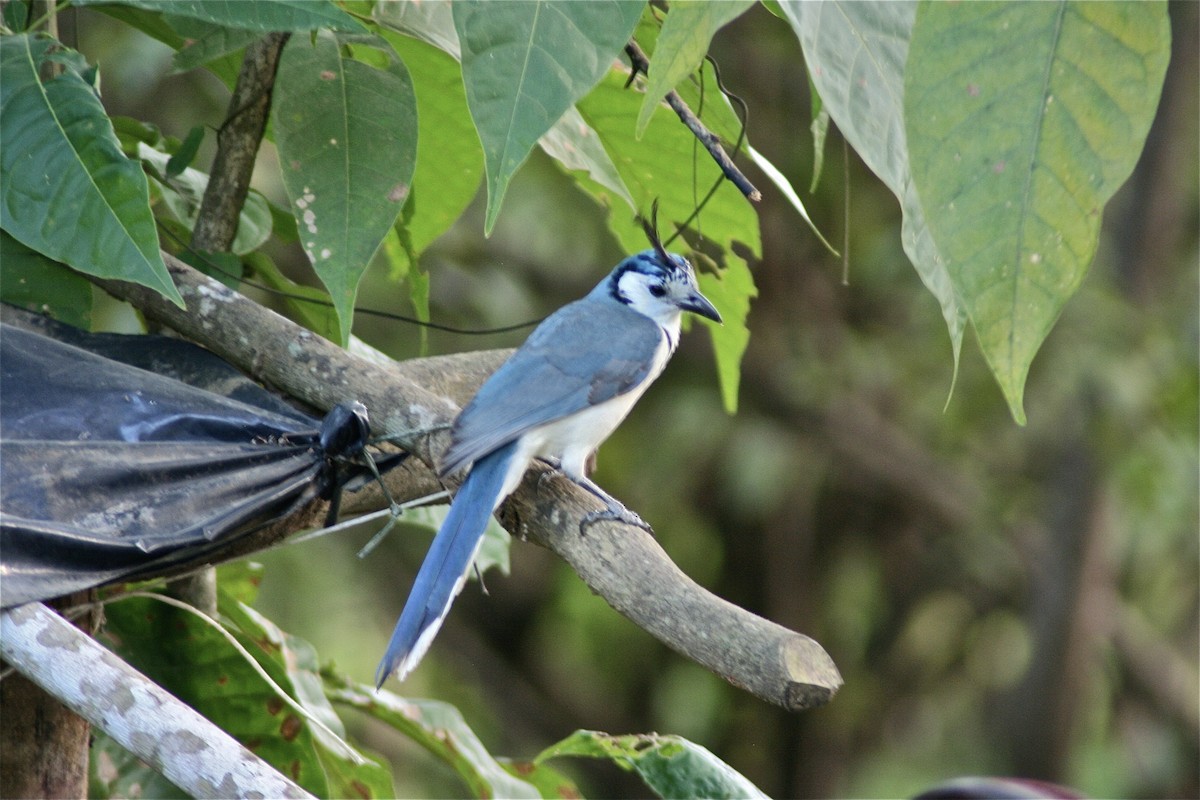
[0,603,312,799]
[84,254,841,711]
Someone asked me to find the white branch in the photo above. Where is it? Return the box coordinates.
[0,603,312,800]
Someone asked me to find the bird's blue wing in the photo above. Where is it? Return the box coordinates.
[376,440,519,685]
[440,297,662,476]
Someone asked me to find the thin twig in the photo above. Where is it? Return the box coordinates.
[625,40,761,202]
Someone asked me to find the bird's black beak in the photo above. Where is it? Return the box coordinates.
[682,289,722,324]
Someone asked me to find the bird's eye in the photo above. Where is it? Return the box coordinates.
[649,283,667,298]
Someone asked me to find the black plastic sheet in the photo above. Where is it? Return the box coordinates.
[0,316,393,607]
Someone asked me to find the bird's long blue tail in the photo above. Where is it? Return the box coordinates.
[375,441,518,687]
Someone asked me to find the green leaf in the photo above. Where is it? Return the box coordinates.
[93,5,245,87]
[90,730,185,799]
[747,144,838,256]
[325,673,542,800]
[499,758,583,799]
[223,601,397,799]
[216,560,265,607]
[780,2,966,393]
[165,124,204,177]
[169,17,262,72]
[101,591,396,798]
[101,595,331,797]
[0,230,93,328]
[697,256,757,413]
[175,247,243,289]
[373,0,461,58]
[0,34,183,306]
[139,142,272,255]
[538,730,768,800]
[541,106,635,209]
[905,1,1170,423]
[808,75,829,193]
[636,0,753,135]
[274,31,418,345]
[577,71,761,259]
[382,32,484,260]
[2,0,29,31]
[72,0,366,33]
[452,0,644,234]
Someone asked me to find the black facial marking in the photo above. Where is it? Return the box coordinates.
[607,250,691,307]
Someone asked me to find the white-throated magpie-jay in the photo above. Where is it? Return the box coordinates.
[376,240,721,685]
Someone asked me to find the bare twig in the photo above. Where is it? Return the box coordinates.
[625,40,761,202]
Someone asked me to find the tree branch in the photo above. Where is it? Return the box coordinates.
[175,32,287,615]
[624,40,761,202]
[0,603,312,799]
[0,592,96,798]
[85,254,841,711]
[191,33,289,252]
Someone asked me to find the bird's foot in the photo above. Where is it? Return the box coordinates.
[579,497,654,537]
[535,458,563,494]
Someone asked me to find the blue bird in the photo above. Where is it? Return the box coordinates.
[376,242,721,686]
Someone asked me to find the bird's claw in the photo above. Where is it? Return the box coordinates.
[580,502,654,537]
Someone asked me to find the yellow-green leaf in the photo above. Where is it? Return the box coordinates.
[905,1,1170,422]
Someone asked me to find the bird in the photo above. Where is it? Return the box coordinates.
[375,231,722,686]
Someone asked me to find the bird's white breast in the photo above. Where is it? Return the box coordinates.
[499,323,676,496]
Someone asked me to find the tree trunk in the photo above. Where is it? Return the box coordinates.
[1,594,98,799]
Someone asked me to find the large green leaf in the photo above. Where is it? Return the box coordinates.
[0,230,93,328]
[498,758,583,800]
[274,31,418,344]
[541,106,635,210]
[223,601,397,798]
[244,250,342,342]
[577,72,760,259]
[538,730,768,800]
[0,34,183,306]
[326,674,542,799]
[452,0,644,234]
[373,0,460,58]
[780,1,966,387]
[168,16,262,72]
[636,0,753,135]
[381,32,484,261]
[697,257,757,413]
[73,0,366,32]
[905,1,1170,423]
